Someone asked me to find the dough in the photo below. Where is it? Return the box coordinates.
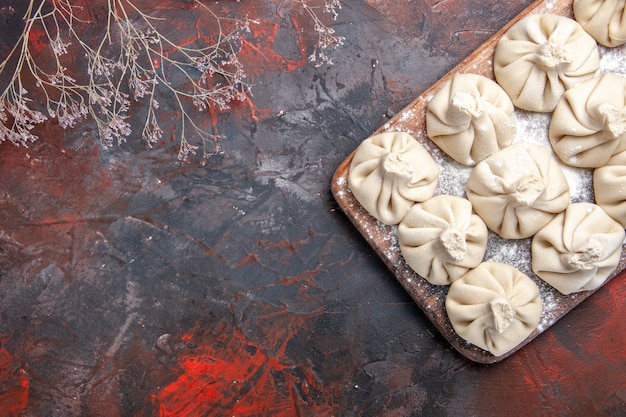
[494,13,600,112]
[445,262,543,357]
[426,73,517,166]
[574,0,626,47]
[594,148,626,228]
[531,202,624,294]
[466,142,570,239]
[398,195,488,285]
[549,73,626,168]
[348,131,440,225]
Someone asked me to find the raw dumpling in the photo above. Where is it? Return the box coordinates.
[398,195,488,285]
[531,202,624,294]
[494,13,600,112]
[549,73,626,168]
[466,142,570,239]
[348,131,440,225]
[426,73,517,166]
[594,148,626,227]
[574,0,626,47]
[445,262,543,357]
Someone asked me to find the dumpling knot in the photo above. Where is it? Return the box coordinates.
[565,239,603,270]
[490,297,515,334]
[599,103,626,140]
[382,151,414,178]
[534,41,572,70]
[439,227,468,262]
[513,175,545,206]
[450,90,484,119]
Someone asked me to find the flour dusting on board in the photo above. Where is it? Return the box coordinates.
[353,37,621,333]
[599,45,626,76]
[332,3,626,363]
[514,110,595,203]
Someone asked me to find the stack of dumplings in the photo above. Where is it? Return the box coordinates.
[346,8,626,359]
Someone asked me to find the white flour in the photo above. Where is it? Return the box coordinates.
[335,27,626,358]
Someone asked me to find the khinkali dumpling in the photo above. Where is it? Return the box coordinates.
[494,13,600,112]
[466,143,570,239]
[348,132,440,225]
[398,195,488,285]
[574,0,626,47]
[445,262,543,357]
[426,73,516,166]
[531,203,624,294]
[549,73,626,168]
[594,148,626,227]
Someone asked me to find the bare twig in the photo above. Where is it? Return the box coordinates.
[0,0,343,160]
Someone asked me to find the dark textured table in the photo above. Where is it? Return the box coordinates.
[1,1,625,416]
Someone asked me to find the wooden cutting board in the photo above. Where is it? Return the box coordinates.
[331,0,626,364]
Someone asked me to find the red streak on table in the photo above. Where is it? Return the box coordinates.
[0,347,29,417]
[153,306,335,416]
